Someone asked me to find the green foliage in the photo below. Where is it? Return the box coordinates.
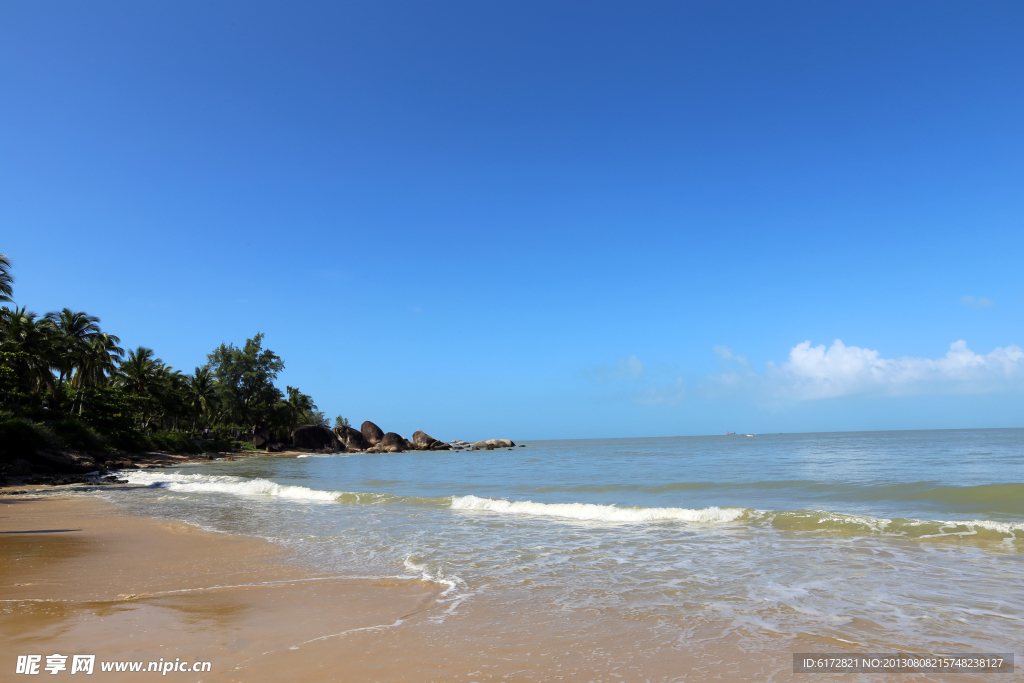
[0,254,12,303]
[208,333,285,426]
[46,418,105,451]
[77,386,147,450]
[0,417,47,461]
[1,254,327,453]
[202,438,235,453]
[147,431,202,454]
[334,415,351,429]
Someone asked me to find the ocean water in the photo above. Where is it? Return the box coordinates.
[103,429,1023,656]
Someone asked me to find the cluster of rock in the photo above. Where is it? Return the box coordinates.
[470,439,517,450]
[2,449,138,477]
[286,421,519,454]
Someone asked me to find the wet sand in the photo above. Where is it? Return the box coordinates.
[1,494,998,682]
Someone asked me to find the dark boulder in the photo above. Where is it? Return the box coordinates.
[334,426,368,451]
[361,421,384,446]
[291,425,341,451]
[30,450,98,474]
[379,432,408,453]
[430,441,451,451]
[412,430,439,450]
[252,421,270,450]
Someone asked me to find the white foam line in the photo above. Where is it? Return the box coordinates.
[0,575,424,604]
[451,494,746,523]
[292,618,406,647]
[122,471,348,502]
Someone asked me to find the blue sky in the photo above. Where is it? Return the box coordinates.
[2,1,1022,439]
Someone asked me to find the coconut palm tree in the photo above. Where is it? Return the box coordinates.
[73,333,125,388]
[285,385,317,427]
[187,366,217,431]
[0,253,13,303]
[70,332,125,414]
[0,307,58,403]
[45,309,102,402]
[115,346,161,394]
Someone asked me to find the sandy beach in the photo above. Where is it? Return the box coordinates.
[1,493,447,682]
[3,486,1013,682]
[1,492,814,682]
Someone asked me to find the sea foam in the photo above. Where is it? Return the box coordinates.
[124,471,353,502]
[450,494,746,523]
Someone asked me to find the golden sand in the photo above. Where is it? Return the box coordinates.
[1,494,991,682]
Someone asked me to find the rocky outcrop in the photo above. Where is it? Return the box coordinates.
[412,430,450,451]
[291,425,341,450]
[471,439,516,450]
[252,421,270,450]
[334,426,368,451]
[361,421,384,447]
[30,449,99,474]
[379,432,409,453]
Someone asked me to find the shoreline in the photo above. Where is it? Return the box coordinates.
[2,483,1004,682]
[0,494,446,682]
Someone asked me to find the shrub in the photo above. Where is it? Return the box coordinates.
[147,431,202,454]
[47,418,106,451]
[202,438,234,453]
[0,418,47,462]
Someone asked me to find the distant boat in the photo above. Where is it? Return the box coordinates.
[725,431,736,435]
[745,434,755,437]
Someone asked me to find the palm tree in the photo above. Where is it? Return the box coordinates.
[115,346,161,394]
[187,366,217,431]
[73,333,125,388]
[0,307,59,404]
[285,385,317,427]
[70,332,125,414]
[45,309,102,403]
[0,254,12,303]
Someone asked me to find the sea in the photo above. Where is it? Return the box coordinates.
[103,429,1023,664]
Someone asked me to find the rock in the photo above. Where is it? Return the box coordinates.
[470,439,515,451]
[267,442,283,453]
[291,425,341,450]
[361,421,385,446]
[379,432,407,453]
[334,426,368,451]
[30,449,98,474]
[430,441,451,450]
[252,421,270,449]
[412,430,441,450]
[3,459,33,476]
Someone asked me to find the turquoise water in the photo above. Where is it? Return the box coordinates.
[106,429,1024,654]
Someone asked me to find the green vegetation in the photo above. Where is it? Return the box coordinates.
[0,253,328,455]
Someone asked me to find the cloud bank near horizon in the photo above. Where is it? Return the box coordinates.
[591,340,1024,406]
[761,339,1024,400]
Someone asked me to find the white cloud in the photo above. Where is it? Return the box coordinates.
[583,354,644,383]
[713,345,748,365]
[961,295,994,309]
[766,339,1024,400]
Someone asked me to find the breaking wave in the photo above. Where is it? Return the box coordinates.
[121,471,437,505]
[450,494,747,523]
[119,473,1024,542]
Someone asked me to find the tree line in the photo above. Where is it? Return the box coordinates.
[0,253,336,453]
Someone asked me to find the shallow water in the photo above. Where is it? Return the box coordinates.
[103,429,1024,656]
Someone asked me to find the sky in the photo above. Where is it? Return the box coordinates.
[2,1,1022,440]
